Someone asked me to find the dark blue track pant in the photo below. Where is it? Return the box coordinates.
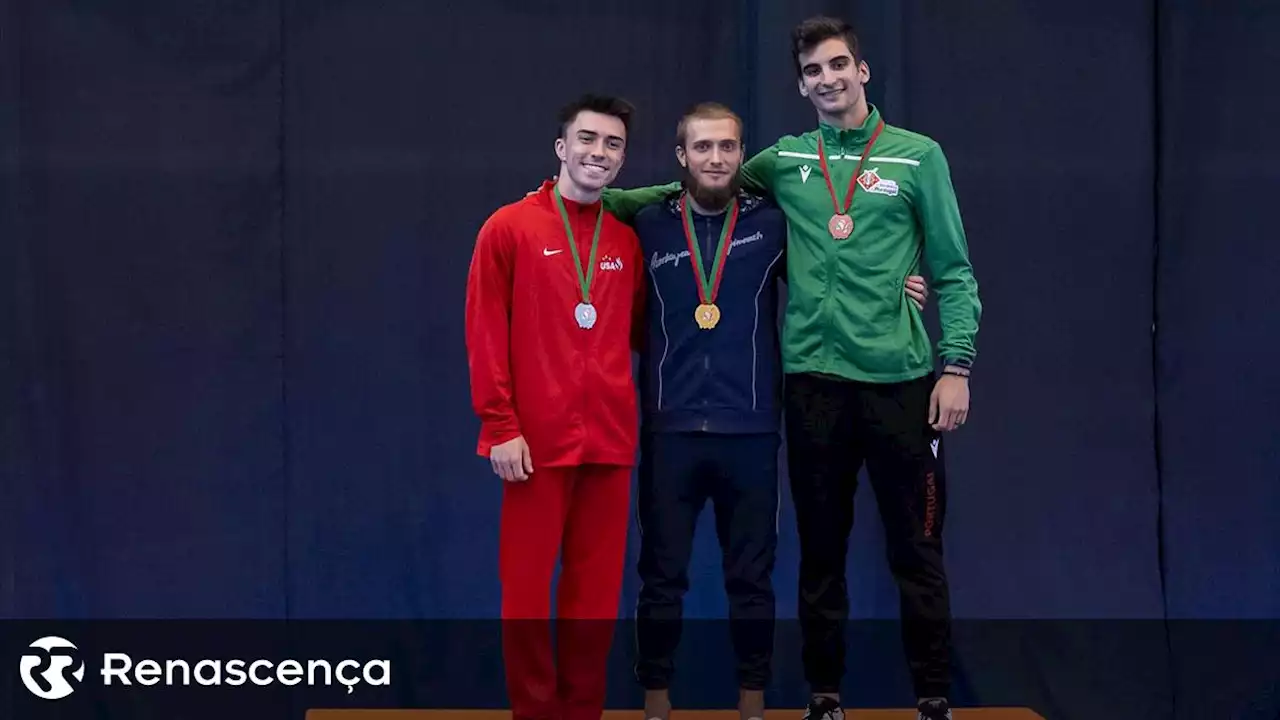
[634,431,779,691]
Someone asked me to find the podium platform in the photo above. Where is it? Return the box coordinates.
[307,710,1046,720]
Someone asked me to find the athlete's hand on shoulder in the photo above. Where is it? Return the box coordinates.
[490,435,534,481]
[929,368,969,431]
[525,175,559,198]
[905,275,929,311]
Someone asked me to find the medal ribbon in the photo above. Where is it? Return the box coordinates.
[680,194,739,305]
[553,185,604,304]
[816,118,885,217]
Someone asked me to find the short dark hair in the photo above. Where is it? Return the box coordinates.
[675,102,743,147]
[790,16,862,76]
[557,93,635,139]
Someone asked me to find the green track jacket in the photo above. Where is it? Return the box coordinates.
[604,105,981,384]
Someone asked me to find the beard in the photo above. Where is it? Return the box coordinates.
[682,166,741,212]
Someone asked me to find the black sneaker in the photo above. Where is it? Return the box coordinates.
[803,696,844,720]
[917,697,952,720]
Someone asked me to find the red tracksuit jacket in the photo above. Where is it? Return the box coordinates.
[465,179,645,468]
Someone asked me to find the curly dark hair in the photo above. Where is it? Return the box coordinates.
[790,16,862,76]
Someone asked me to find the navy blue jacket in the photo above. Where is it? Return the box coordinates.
[634,189,787,434]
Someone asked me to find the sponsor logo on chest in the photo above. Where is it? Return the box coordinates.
[788,155,906,197]
[598,255,625,272]
[650,230,764,271]
[542,246,626,272]
[857,167,899,197]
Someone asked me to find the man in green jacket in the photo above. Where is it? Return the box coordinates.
[602,16,980,720]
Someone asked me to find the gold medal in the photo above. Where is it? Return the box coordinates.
[695,303,721,330]
[681,194,739,332]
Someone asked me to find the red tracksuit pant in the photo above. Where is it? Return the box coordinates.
[499,463,632,720]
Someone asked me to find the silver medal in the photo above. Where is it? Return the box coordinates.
[575,302,597,329]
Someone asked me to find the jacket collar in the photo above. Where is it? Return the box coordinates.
[662,187,766,218]
[536,178,603,214]
[818,103,882,147]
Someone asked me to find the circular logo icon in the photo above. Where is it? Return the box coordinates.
[19,636,85,700]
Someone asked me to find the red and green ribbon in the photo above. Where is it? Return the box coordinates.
[680,193,739,305]
[816,118,885,218]
[553,186,604,304]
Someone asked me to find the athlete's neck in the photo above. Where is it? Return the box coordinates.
[820,99,870,130]
[556,173,601,204]
[687,192,727,216]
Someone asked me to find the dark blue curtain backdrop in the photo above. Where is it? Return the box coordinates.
[2,1,1277,719]
[1,0,19,624]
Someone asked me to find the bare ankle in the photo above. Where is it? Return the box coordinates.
[739,688,765,719]
[644,689,671,720]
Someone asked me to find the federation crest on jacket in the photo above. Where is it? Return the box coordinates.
[633,188,788,435]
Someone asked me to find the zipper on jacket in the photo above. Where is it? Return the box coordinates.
[702,351,710,431]
[702,354,710,431]
[699,215,714,432]
[702,215,713,261]
[821,141,844,372]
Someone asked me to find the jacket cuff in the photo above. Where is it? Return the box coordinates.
[477,418,522,454]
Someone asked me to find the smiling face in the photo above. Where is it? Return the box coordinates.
[676,115,743,211]
[797,36,870,125]
[555,109,627,196]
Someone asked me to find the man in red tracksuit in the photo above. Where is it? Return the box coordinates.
[465,93,645,720]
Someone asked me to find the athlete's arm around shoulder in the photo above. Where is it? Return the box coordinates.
[464,206,532,478]
[600,182,682,224]
[739,141,783,197]
[912,141,982,369]
[518,177,676,225]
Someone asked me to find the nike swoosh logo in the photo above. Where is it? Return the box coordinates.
[543,248,562,256]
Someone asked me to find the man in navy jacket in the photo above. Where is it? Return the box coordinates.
[625,102,928,720]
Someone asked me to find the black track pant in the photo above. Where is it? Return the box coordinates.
[634,431,779,691]
[784,371,951,700]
